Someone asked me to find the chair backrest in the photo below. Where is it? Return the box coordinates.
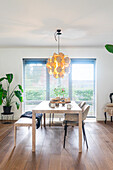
[78,101,86,108]
[82,104,90,121]
[65,113,78,121]
[65,104,90,122]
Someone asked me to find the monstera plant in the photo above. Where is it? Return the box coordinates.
[0,73,23,113]
[105,44,113,54]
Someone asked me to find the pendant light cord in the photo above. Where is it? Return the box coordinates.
[54,29,62,54]
[58,34,60,54]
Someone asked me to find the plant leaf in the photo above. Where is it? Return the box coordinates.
[18,85,23,93]
[105,44,113,54]
[6,73,13,84]
[0,77,7,82]
[16,102,20,109]
[0,84,2,89]
[3,90,7,99]
[0,90,3,105]
[0,98,2,105]
[14,90,23,102]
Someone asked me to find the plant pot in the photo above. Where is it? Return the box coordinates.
[3,106,12,113]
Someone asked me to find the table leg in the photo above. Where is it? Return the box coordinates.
[79,111,82,152]
[32,111,36,152]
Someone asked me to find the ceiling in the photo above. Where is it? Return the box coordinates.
[0,0,113,47]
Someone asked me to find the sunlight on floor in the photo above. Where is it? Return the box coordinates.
[85,118,96,122]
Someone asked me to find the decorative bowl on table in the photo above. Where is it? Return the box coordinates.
[50,97,60,103]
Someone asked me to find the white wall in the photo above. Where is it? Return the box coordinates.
[0,47,113,121]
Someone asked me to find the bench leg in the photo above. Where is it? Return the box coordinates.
[14,126,16,147]
[104,112,107,124]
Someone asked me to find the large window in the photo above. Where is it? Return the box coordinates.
[23,58,95,117]
[71,60,95,117]
[23,60,46,111]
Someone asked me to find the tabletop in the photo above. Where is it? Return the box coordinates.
[32,101,82,114]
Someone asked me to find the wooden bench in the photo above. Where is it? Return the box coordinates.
[14,118,33,147]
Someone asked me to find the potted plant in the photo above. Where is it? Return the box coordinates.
[54,86,66,99]
[0,73,23,113]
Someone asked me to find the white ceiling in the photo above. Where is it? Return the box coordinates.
[0,0,113,47]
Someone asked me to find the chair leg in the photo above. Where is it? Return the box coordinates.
[41,117,42,129]
[52,113,54,125]
[104,112,107,124]
[44,113,46,128]
[14,126,16,147]
[82,123,86,141]
[82,121,88,149]
[63,121,67,148]
[111,116,112,122]
[49,113,51,127]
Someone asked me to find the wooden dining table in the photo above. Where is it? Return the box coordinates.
[32,101,82,152]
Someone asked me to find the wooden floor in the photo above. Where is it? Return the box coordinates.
[0,121,113,170]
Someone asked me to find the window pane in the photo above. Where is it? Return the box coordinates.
[72,63,95,117]
[24,63,46,111]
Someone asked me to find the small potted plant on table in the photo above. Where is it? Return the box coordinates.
[54,86,66,106]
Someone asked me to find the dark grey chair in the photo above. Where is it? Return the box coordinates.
[63,104,90,149]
